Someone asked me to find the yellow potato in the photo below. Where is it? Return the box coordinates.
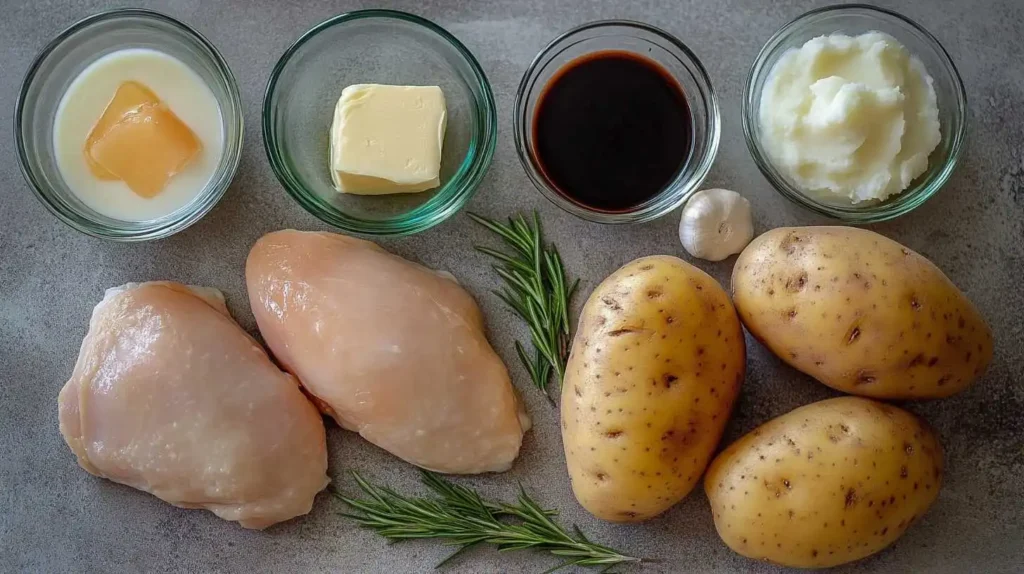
[705,396,944,568]
[732,226,993,399]
[561,255,745,522]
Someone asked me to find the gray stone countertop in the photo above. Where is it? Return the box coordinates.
[2,1,1022,573]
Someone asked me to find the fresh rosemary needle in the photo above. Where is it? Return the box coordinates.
[333,470,640,572]
[469,212,578,400]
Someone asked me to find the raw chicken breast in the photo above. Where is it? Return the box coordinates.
[58,282,329,529]
[246,230,529,474]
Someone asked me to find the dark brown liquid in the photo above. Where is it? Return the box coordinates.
[532,51,692,213]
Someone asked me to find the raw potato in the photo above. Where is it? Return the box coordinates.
[705,397,944,568]
[562,256,745,522]
[732,227,993,399]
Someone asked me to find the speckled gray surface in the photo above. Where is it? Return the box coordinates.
[2,1,1022,573]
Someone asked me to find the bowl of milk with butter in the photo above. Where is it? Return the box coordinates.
[16,9,243,241]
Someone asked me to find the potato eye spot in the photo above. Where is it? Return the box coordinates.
[663,374,679,387]
[601,296,622,310]
[780,232,803,254]
[785,272,808,292]
[855,370,877,385]
[845,488,858,508]
[845,325,861,345]
[605,430,623,439]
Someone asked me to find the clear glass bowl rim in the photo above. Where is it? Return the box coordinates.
[14,7,244,241]
[513,19,721,224]
[741,3,969,223]
[261,8,498,237]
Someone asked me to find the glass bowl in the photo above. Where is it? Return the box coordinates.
[15,8,243,241]
[514,20,720,224]
[743,4,967,223]
[263,9,496,237]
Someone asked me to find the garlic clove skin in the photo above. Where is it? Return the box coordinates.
[678,188,754,262]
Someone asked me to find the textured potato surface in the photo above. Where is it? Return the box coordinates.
[561,256,745,522]
[705,396,944,568]
[732,226,993,399]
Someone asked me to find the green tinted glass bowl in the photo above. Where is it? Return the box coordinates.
[263,9,497,237]
[15,8,243,241]
[743,4,967,223]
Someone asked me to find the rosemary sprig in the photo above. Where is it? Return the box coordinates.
[334,470,640,572]
[469,212,578,400]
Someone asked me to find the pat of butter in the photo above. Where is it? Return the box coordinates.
[329,84,447,195]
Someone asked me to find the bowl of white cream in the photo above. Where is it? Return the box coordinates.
[743,4,967,222]
[15,9,243,241]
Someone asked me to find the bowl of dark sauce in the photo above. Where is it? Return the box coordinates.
[515,21,720,224]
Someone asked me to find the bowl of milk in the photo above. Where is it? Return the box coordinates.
[15,9,243,241]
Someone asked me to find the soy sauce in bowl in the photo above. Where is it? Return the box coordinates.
[532,51,693,213]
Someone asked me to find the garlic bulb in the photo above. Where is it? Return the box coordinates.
[678,189,754,262]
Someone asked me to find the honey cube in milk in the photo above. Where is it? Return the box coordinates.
[85,81,202,198]
[84,81,159,180]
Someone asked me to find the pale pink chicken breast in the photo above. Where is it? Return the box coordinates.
[58,282,329,529]
[245,230,529,474]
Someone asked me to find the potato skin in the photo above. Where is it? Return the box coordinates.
[561,256,745,522]
[732,227,993,399]
[705,397,943,568]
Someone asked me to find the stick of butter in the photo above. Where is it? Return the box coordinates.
[329,84,447,195]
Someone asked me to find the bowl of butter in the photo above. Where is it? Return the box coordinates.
[263,9,497,236]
